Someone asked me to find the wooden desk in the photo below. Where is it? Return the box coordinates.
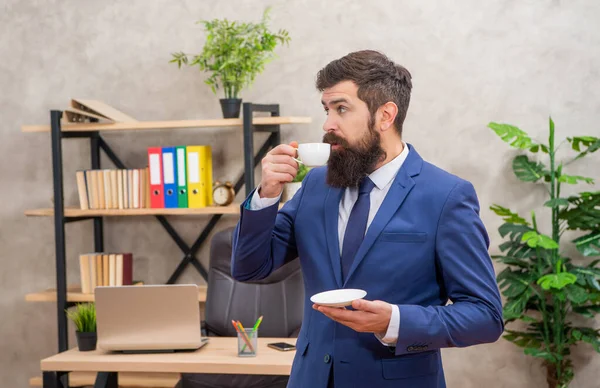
[41,337,296,388]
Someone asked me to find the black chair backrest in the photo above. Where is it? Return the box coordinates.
[204,227,304,338]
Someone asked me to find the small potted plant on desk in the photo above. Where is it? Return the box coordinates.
[281,163,308,202]
[66,302,97,351]
[170,7,291,118]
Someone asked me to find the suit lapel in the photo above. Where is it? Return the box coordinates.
[325,186,344,288]
[343,144,423,286]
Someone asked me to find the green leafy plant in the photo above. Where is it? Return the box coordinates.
[488,119,600,388]
[292,163,309,183]
[66,303,96,333]
[170,7,290,99]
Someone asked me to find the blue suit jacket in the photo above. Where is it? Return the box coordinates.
[231,144,503,388]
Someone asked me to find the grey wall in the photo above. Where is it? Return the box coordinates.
[1,0,599,386]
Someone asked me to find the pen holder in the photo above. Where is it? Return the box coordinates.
[237,329,258,357]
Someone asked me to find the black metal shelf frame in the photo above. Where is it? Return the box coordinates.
[49,103,281,358]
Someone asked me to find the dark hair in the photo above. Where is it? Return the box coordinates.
[315,50,412,136]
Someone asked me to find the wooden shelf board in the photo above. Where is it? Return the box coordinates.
[21,116,312,133]
[24,204,243,217]
[25,285,207,303]
[30,371,180,387]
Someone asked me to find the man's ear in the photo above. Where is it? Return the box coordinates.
[379,102,398,132]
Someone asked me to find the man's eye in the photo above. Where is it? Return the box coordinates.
[337,106,347,113]
[324,108,329,115]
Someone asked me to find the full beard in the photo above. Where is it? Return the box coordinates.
[323,124,386,188]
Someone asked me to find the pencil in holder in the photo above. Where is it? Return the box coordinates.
[237,328,257,357]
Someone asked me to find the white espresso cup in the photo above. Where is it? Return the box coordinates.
[296,143,331,166]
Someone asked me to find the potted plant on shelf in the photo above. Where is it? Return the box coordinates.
[281,163,308,202]
[170,7,291,119]
[66,302,97,351]
[487,117,599,388]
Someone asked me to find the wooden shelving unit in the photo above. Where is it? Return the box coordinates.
[24,102,311,387]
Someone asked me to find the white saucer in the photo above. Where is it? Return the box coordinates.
[310,289,367,307]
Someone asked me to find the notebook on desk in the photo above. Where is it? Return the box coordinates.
[95,284,208,353]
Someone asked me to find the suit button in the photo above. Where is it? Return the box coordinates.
[324,354,331,363]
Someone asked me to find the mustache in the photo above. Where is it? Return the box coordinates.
[322,132,350,149]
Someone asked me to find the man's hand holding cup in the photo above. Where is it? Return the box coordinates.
[259,141,300,198]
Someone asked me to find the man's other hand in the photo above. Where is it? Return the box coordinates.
[313,299,393,334]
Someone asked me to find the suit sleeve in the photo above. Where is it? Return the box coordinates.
[394,180,504,355]
[230,170,313,281]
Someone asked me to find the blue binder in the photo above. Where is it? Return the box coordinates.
[161,147,178,208]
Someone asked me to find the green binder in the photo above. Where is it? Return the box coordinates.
[175,146,188,208]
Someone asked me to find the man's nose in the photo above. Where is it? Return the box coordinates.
[322,115,337,132]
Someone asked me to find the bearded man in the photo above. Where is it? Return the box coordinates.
[231,50,503,388]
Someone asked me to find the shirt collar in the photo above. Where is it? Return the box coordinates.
[368,141,409,190]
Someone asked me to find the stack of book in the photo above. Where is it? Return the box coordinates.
[148,145,214,208]
[63,98,138,123]
[79,253,133,294]
[76,169,150,210]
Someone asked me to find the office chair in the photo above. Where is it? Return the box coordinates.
[177,226,304,388]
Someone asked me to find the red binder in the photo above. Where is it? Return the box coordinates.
[148,147,164,208]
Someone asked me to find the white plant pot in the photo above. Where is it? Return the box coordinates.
[281,182,302,202]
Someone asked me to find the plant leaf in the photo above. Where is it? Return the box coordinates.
[499,240,535,259]
[573,231,600,257]
[65,303,96,332]
[488,123,536,150]
[502,288,533,320]
[292,163,309,183]
[564,284,589,304]
[524,347,561,362]
[559,191,600,231]
[497,269,533,298]
[571,328,600,353]
[504,330,542,348]
[567,136,600,160]
[512,155,546,183]
[520,315,539,323]
[558,174,595,185]
[537,273,577,290]
[568,265,600,290]
[572,305,600,319]
[492,255,532,268]
[498,223,533,241]
[490,205,530,226]
[521,231,559,249]
[544,198,570,208]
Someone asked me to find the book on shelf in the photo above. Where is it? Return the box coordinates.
[148,145,214,209]
[75,168,149,210]
[70,99,138,122]
[59,99,138,123]
[79,253,133,294]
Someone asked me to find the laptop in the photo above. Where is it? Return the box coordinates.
[95,284,208,353]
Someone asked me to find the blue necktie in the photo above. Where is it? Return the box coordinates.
[341,177,376,283]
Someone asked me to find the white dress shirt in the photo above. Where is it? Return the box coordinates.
[249,142,409,346]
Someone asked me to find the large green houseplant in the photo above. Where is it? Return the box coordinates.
[488,118,600,387]
[170,7,290,118]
